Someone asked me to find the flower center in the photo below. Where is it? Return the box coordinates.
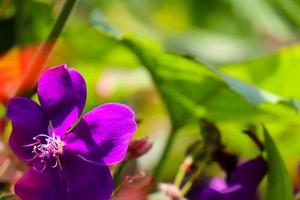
[33,134,63,157]
[24,134,64,172]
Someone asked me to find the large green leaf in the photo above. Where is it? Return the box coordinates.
[91,15,300,129]
[120,35,258,128]
[120,35,300,128]
[263,126,293,200]
[221,44,300,100]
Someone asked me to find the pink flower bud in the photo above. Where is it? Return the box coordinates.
[111,172,153,200]
[127,137,153,159]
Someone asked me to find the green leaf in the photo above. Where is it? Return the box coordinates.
[263,126,293,200]
[221,44,300,100]
[121,35,258,128]
[266,0,300,27]
[120,35,300,128]
[92,15,300,129]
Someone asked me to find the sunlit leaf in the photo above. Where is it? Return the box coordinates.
[263,125,293,200]
[221,44,300,100]
[92,16,300,130]
[120,35,300,127]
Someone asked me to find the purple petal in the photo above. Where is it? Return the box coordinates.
[198,157,267,200]
[199,187,223,200]
[220,184,241,194]
[186,178,209,200]
[228,156,268,199]
[37,64,86,136]
[199,185,241,200]
[7,97,49,162]
[63,103,137,165]
[14,166,66,200]
[208,177,227,191]
[61,153,113,200]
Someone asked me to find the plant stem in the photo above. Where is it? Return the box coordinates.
[153,126,177,181]
[113,159,128,186]
[174,167,185,187]
[180,152,211,196]
[47,0,77,41]
[15,0,78,96]
[174,156,193,188]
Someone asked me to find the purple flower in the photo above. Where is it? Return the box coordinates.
[199,156,268,200]
[7,64,137,200]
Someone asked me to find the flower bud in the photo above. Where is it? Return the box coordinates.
[180,156,193,172]
[127,137,153,159]
[112,172,153,200]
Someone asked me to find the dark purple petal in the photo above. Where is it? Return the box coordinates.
[199,187,223,200]
[14,166,66,200]
[228,156,268,200]
[186,178,209,200]
[197,157,267,200]
[37,64,86,136]
[199,184,241,200]
[61,153,113,200]
[63,103,137,165]
[7,97,49,162]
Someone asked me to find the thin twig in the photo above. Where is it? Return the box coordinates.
[14,0,78,97]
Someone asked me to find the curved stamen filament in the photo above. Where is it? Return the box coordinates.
[33,160,47,173]
[23,134,63,172]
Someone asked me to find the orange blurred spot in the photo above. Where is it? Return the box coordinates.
[0,42,53,104]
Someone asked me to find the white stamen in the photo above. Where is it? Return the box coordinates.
[24,134,63,173]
